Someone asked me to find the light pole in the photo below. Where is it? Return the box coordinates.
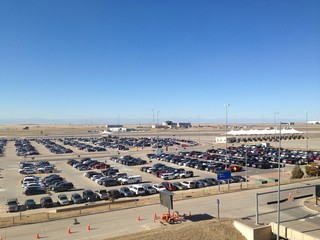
[224,104,230,163]
[152,109,155,126]
[245,145,248,188]
[276,121,289,240]
[306,111,309,155]
[156,111,160,152]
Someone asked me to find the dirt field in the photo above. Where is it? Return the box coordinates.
[107,219,246,240]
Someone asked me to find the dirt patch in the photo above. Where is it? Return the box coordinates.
[107,219,245,240]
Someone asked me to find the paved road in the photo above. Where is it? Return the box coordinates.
[0,179,319,240]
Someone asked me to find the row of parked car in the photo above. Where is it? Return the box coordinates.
[67,158,109,171]
[35,139,73,154]
[22,173,74,195]
[60,138,106,152]
[0,139,6,157]
[15,139,39,156]
[19,161,55,174]
[110,155,148,166]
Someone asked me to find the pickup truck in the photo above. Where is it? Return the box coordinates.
[118,175,142,185]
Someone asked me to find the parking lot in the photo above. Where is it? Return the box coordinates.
[0,131,319,216]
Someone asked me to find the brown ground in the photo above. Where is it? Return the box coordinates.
[107,219,246,240]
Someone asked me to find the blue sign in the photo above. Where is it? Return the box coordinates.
[217,170,231,180]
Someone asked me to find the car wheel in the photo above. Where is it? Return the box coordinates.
[169,219,174,224]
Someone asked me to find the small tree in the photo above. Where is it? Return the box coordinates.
[291,165,304,179]
[305,163,320,177]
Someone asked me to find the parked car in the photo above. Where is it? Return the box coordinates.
[107,189,121,199]
[95,189,109,200]
[82,189,97,202]
[179,171,194,178]
[180,181,196,189]
[71,193,84,204]
[171,181,187,190]
[57,194,70,205]
[40,196,54,208]
[119,187,134,197]
[24,186,47,195]
[161,182,177,191]
[129,185,146,196]
[52,182,74,192]
[118,175,142,185]
[6,198,19,212]
[24,199,37,209]
[152,184,166,192]
[142,184,157,195]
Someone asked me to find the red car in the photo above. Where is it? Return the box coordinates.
[226,165,242,172]
[93,163,110,169]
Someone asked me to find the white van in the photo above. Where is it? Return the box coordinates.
[160,173,175,180]
[129,185,146,196]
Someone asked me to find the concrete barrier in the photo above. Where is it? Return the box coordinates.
[234,220,273,240]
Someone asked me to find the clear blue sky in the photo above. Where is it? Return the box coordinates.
[1,0,319,124]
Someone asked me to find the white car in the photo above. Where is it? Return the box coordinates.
[142,184,157,195]
[57,194,70,205]
[152,184,166,192]
[129,185,145,196]
[19,167,36,175]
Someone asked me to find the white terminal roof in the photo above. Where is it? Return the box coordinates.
[227,128,303,136]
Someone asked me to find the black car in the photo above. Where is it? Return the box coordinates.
[40,196,53,208]
[71,193,85,204]
[107,189,121,199]
[24,186,47,196]
[24,199,37,209]
[102,179,119,187]
[82,189,97,202]
[52,182,74,192]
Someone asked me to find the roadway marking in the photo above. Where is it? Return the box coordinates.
[309,217,314,219]
[0,189,6,192]
[299,219,306,221]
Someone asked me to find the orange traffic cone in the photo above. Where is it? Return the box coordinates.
[36,232,40,239]
[87,223,91,231]
[137,214,141,221]
[67,227,71,234]
[154,212,157,220]
[0,236,3,240]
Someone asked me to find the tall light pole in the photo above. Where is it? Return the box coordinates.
[245,145,248,188]
[152,109,155,126]
[224,104,230,163]
[156,111,160,152]
[276,121,289,240]
[306,111,309,154]
[276,122,282,240]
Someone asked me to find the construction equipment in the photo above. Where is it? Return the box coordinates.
[160,210,183,224]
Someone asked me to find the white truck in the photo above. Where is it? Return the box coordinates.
[118,175,142,185]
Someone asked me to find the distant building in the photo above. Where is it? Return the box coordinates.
[307,121,320,125]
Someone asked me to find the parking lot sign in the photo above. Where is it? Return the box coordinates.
[217,170,231,181]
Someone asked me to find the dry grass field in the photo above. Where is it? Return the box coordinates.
[107,219,246,240]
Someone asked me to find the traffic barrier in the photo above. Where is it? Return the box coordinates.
[67,227,71,234]
[87,223,91,231]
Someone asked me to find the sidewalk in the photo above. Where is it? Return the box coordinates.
[304,198,320,213]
